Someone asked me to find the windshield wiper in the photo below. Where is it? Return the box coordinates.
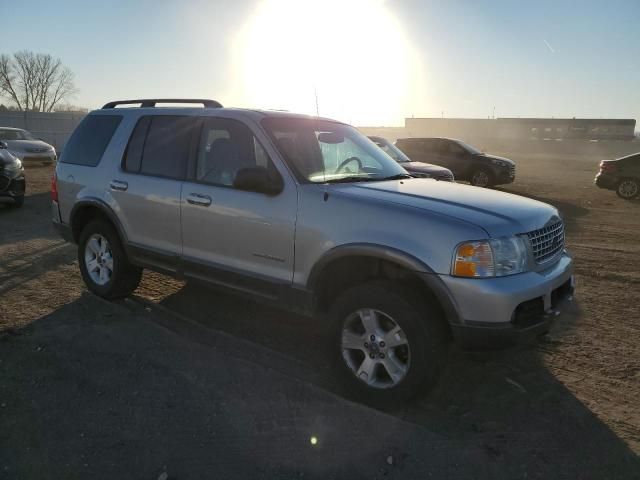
[379,173,414,180]
[323,175,381,184]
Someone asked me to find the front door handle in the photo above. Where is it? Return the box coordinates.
[110,180,128,191]
[186,193,212,206]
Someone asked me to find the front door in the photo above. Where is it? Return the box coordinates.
[180,117,297,297]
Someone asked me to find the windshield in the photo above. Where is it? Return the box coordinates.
[456,139,482,155]
[262,118,408,183]
[371,138,412,163]
[0,129,35,141]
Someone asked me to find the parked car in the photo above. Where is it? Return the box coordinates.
[52,99,574,405]
[0,127,56,165]
[368,135,454,181]
[0,141,25,207]
[395,137,515,187]
[595,153,640,200]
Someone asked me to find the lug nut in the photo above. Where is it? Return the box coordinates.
[379,341,385,348]
[369,353,375,359]
[364,342,369,348]
[379,353,385,359]
[370,334,375,341]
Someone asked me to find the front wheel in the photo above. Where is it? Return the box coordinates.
[616,178,639,200]
[78,219,142,299]
[469,168,494,187]
[329,280,447,407]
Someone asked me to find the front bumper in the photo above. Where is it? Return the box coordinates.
[440,252,574,348]
[595,173,617,190]
[495,167,516,185]
[0,171,25,199]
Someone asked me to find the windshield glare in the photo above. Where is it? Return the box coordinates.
[263,118,407,183]
[372,138,412,163]
[456,140,482,154]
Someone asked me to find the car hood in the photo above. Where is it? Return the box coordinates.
[6,139,53,151]
[475,153,515,165]
[402,162,451,174]
[333,179,559,237]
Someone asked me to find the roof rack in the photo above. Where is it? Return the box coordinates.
[101,98,223,109]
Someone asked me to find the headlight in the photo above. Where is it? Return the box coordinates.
[4,159,22,172]
[452,236,528,278]
[490,159,507,167]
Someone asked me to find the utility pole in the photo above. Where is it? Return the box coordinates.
[314,85,320,117]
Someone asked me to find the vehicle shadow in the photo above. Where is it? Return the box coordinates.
[154,282,639,477]
[0,192,56,240]
[1,289,638,479]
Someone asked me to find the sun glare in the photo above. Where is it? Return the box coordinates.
[234,0,420,126]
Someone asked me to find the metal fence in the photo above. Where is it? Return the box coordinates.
[0,111,87,151]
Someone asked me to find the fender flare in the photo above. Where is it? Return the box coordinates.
[306,243,462,325]
[69,198,128,245]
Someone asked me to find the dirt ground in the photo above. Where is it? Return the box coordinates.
[0,153,639,479]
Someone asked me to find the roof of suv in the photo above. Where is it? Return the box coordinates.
[94,99,345,124]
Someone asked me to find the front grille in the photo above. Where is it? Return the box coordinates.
[26,147,49,153]
[0,175,10,192]
[509,164,515,177]
[526,220,565,264]
[436,172,454,182]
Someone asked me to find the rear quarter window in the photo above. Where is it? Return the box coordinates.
[59,115,122,166]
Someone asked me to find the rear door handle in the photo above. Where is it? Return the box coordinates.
[186,193,212,206]
[110,180,128,191]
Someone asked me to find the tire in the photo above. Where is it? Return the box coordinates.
[329,280,447,407]
[10,196,24,208]
[469,168,494,187]
[78,219,142,299]
[616,178,639,200]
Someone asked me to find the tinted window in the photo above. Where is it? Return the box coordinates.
[123,116,194,179]
[196,118,278,187]
[60,115,122,166]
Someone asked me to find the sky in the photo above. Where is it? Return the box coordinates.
[1,0,639,126]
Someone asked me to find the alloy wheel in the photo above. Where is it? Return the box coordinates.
[341,308,411,389]
[84,234,114,286]
[618,180,639,199]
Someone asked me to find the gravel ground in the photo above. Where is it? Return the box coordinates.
[0,156,638,479]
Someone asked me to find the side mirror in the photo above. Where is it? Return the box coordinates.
[233,166,283,195]
[0,141,7,149]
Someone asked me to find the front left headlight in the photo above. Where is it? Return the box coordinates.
[4,159,22,172]
[452,236,528,278]
[490,159,508,167]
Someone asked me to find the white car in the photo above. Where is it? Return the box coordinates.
[0,127,57,165]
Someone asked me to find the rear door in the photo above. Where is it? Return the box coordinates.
[111,115,197,272]
[181,116,297,296]
[437,139,469,176]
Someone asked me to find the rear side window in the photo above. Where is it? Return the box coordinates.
[123,116,194,179]
[60,115,122,166]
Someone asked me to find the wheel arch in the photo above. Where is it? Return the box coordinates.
[307,243,462,329]
[70,198,128,246]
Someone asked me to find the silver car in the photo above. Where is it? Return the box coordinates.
[52,99,574,405]
[0,127,57,165]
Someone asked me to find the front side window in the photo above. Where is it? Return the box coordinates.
[196,118,278,187]
[123,116,194,179]
[262,118,407,183]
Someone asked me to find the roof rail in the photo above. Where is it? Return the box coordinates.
[101,98,223,109]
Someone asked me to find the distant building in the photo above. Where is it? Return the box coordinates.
[404,117,636,142]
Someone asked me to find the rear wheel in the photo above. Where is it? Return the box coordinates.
[469,168,494,187]
[78,219,142,299]
[616,178,639,200]
[329,280,447,407]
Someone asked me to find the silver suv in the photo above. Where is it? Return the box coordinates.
[52,99,574,404]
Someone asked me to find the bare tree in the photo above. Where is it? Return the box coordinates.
[0,51,78,112]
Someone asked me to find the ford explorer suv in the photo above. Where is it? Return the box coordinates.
[395,137,515,187]
[52,99,574,405]
[595,152,640,200]
[367,135,454,181]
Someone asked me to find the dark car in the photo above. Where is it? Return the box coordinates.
[368,135,454,181]
[595,152,640,200]
[394,137,515,187]
[0,141,25,207]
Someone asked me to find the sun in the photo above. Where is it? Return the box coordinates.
[233,0,420,126]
